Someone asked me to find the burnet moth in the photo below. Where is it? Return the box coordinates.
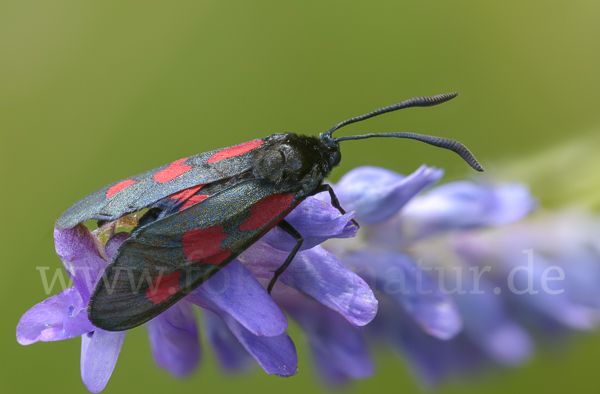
[56,93,483,331]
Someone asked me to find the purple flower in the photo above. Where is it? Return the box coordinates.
[453,210,600,333]
[330,165,444,225]
[17,195,376,392]
[18,225,129,393]
[21,163,596,390]
[328,165,469,340]
[274,284,374,384]
[391,207,600,386]
[324,165,541,386]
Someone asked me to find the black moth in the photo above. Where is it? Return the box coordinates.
[56,92,483,331]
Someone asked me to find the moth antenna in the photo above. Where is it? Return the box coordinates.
[323,92,458,137]
[335,132,484,172]
[321,92,483,171]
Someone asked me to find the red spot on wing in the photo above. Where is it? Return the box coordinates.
[153,158,192,183]
[239,194,296,231]
[106,179,137,199]
[182,226,229,262]
[146,271,182,305]
[168,184,210,210]
[169,184,204,201]
[207,140,263,163]
[199,249,232,266]
[258,201,301,236]
[180,195,209,210]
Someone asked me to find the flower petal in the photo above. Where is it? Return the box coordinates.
[278,290,374,384]
[202,309,255,372]
[147,301,201,377]
[479,322,533,365]
[104,232,129,259]
[261,196,357,251]
[456,232,599,331]
[217,312,297,377]
[189,301,297,376]
[452,279,533,365]
[186,260,287,337]
[333,165,443,225]
[64,302,97,338]
[509,279,598,331]
[54,225,109,300]
[399,181,536,240]
[17,287,95,345]
[80,330,126,393]
[239,242,377,327]
[371,298,486,387]
[344,250,462,339]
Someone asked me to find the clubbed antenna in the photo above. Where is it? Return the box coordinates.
[323,93,459,137]
[335,132,484,172]
[322,93,484,172]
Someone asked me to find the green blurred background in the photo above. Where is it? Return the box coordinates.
[2,1,600,393]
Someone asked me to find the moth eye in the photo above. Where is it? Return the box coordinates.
[328,150,342,168]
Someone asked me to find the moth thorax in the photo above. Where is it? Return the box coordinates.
[253,143,310,183]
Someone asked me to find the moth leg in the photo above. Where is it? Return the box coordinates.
[313,184,359,228]
[267,219,303,294]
